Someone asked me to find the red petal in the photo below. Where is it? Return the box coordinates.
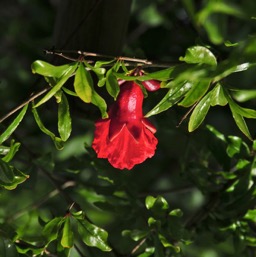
[141,118,157,134]
[92,119,110,158]
[107,125,158,170]
[126,120,143,141]
[109,120,125,141]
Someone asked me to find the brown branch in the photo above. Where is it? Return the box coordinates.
[0,87,49,123]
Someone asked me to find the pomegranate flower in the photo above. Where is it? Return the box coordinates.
[92,81,158,170]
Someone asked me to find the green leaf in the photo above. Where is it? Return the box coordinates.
[114,66,176,81]
[74,63,93,103]
[232,89,256,102]
[210,84,228,106]
[62,87,77,97]
[0,237,19,257]
[225,93,254,140]
[43,217,63,244]
[91,91,108,118]
[2,140,20,162]
[244,209,256,222]
[179,80,211,107]
[138,247,155,257]
[32,105,64,150]
[106,69,120,99]
[0,146,10,156]
[122,229,149,241]
[229,101,252,140]
[3,167,29,190]
[169,209,183,217]
[77,219,112,252]
[188,92,212,132]
[145,82,192,117]
[145,195,169,214]
[31,60,76,78]
[94,60,115,68]
[226,136,242,158]
[179,46,217,66]
[61,217,74,248]
[0,160,29,190]
[0,104,28,145]
[0,159,14,184]
[58,93,72,141]
[34,63,77,108]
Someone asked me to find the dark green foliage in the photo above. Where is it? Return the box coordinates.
[1,0,256,256]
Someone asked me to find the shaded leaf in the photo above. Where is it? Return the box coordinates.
[229,102,252,140]
[232,89,256,102]
[77,219,112,252]
[122,229,148,241]
[43,217,63,243]
[0,160,29,190]
[61,217,74,248]
[32,105,64,150]
[138,247,155,257]
[58,93,72,141]
[106,69,120,99]
[2,140,20,162]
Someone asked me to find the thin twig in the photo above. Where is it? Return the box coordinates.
[176,101,198,128]
[45,49,174,67]
[131,238,147,255]
[7,181,76,222]
[0,87,49,123]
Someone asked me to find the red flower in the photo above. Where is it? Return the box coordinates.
[92,81,158,170]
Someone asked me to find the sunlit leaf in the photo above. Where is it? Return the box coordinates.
[58,93,72,141]
[179,80,211,107]
[91,91,108,118]
[145,82,192,117]
[210,84,228,106]
[31,60,76,78]
[0,104,28,145]
[188,92,212,132]
[179,46,217,66]
[34,63,77,108]
[74,63,93,103]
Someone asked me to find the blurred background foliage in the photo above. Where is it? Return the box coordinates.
[1,0,256,256]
